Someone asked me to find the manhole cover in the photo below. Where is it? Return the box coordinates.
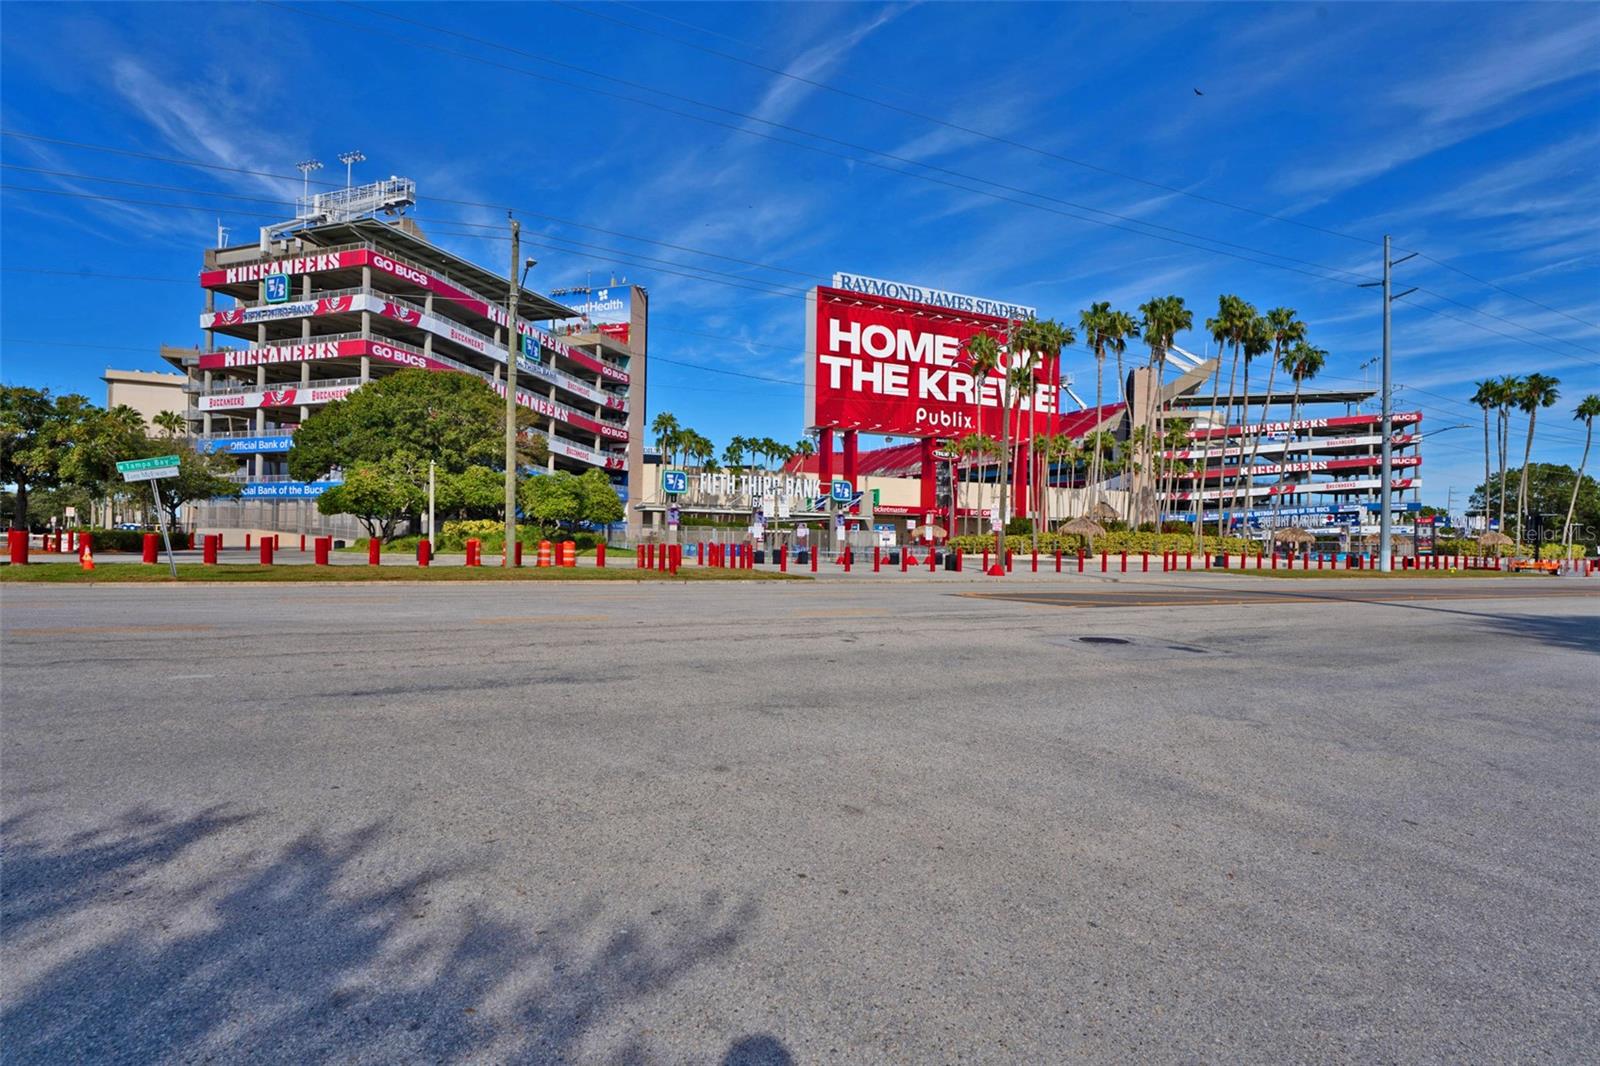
[1077,636,1130,645]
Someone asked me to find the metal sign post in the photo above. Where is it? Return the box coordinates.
[117,455,182,578]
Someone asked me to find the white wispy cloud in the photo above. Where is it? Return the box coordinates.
[1279,15,1600,199]
[745,3,911,129]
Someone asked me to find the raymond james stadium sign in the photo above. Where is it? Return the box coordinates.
[831,272,1036,320]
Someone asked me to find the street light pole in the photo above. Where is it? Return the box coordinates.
[504,218,520,565]
[1362,235,1416,573]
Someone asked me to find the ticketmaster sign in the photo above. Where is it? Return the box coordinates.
[831,272,1035,320]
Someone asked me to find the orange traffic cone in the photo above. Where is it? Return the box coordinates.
[81,543,95,571]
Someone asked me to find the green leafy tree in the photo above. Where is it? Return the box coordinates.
[446,464,508,520]
[142,442,241,529]
[1473,463,1599,553]
[1562,395,1600,552]
[519,472,584,537]
[577,468,625,527]
[289,369,544,483]
[316,453,427,540]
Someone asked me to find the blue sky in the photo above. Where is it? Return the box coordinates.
[3,1,1597,506]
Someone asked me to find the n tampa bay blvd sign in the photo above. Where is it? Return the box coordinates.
[116,455,181,482]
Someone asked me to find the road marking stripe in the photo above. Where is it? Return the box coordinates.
[475,615,610,624]
[7,625,217,635]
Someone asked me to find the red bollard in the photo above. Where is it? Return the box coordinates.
[901,548,909,573]
[418,539,431,567]
[7,529,28,565]
[928,547,937,572]
[1005,550,1014,572]
[1141,552,1149,572]
[780,547,788,572]
[465,538,481,567]
[810,547,819,572]
[1271,553,1278,570]
[1120,552,1128,573]
[1031,550,1038,573]
[595,542,606,568]
[1055,551,1062,573]
[203,534,219,565]
[648,542,658,569]
[1101,551,1108,572]
[260,539,274,565]
[670,546,680,575]
[843,547,852,573]
[314,537,331,566]
[697,541,705,567]
[982,548,990,572]
[956,550,963,572]
[635,545,644,569]
[300,534,307,553]
[1078,549,1085,573]
[142,532,159,564]
[514,541,524,567]
[368,538,381,565]
[245,533,252,550]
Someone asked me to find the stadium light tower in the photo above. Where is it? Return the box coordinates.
[338,150,365,189]
[295,159,323,205]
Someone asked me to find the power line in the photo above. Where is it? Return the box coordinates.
[265,1,1384,286]
[545,0,1600,335]
[12,135,1596,365]
[275,2,1600,358]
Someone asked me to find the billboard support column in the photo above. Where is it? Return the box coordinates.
[919,437,937,518]
[843,431,859,512]
[1014,443,1029,520]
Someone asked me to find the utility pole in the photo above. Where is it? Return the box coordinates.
[1361,235,1416,572]
[504,217,521,565]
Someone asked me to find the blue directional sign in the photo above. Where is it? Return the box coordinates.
[661,469,689,495]
[830,478,854,503]
[264,273,290,304]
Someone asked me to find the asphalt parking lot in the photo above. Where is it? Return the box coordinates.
[3,575,1596,1063]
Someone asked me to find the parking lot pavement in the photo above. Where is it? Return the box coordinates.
[3,580,1596,1062]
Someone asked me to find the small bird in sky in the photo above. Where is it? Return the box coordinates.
[1194,88,1205,96]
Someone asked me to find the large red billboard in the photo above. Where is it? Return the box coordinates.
[805,285,1070,439]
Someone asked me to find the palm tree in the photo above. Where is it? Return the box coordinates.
[1271,342,1327,541]
[1245,309,1306,531]
[1029,319,1075,543]
[1078,302,1139,518]
[722,437,744,472]
[1470,380,1497,532]
[1494,375,1522,535]
[1562,395,1600,555]
[992,317,1043,564]
[1137,295,1193,526]
[793,436,816,459]
[1205,294,1257,541]
[152,410,188,439]
[962,331,1002,537]
[1224,316,1269,526]
[650,412,680,465]
[1514,373,1560,548]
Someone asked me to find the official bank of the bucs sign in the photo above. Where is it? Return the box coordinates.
[804,285,1070,439]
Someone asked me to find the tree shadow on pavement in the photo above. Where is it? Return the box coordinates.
[1477,612,1600,655]
[2,807,767,1064]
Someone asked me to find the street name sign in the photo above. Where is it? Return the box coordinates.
[117,455,181,482]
